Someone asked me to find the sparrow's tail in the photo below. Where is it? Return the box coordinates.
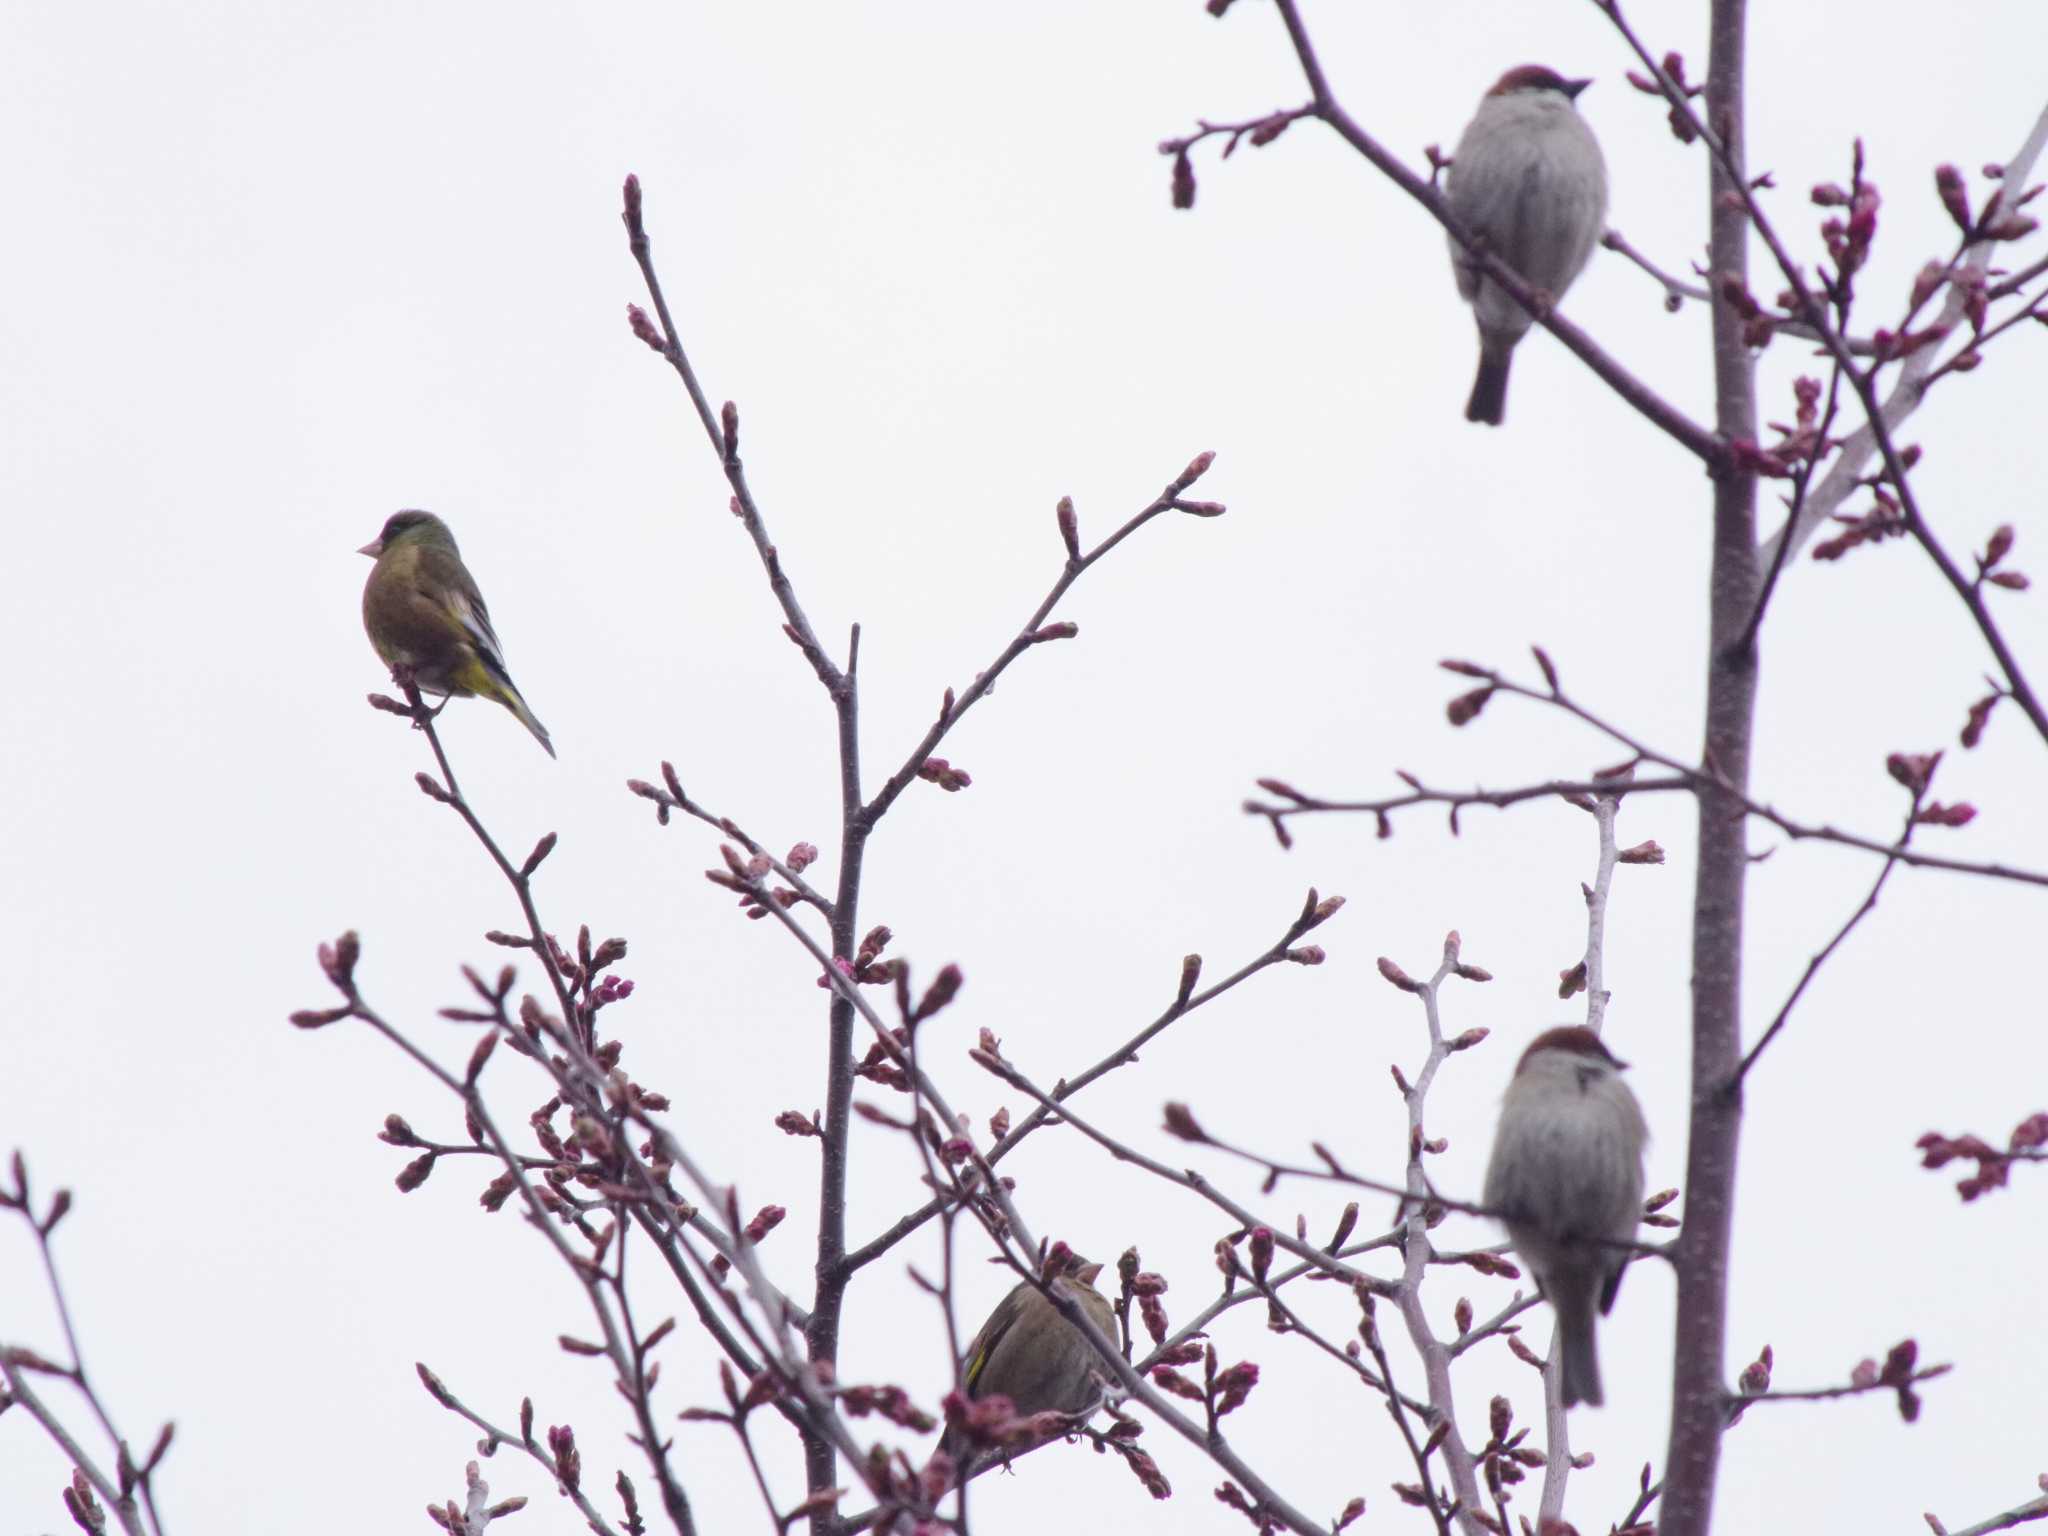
[1551,1273,1604,1408]
[1466,351,1512,426]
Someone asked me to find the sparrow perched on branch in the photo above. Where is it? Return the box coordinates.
[359,510,554,757]
[1483,1026,1647,1407]
[1446,65,1609,425]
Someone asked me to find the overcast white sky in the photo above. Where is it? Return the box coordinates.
[4,2,2046,1532]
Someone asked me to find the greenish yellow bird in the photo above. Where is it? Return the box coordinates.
[936,1252,1117,1478]
[358,510,555,757]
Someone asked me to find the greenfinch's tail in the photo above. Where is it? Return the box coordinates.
[498,683,556,758]
[456,656,556,758]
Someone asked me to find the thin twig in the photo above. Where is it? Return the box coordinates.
[623,180,841,692]
[861,454,1224,828]
[1601,226,1711,310]
[1245,774,1691,847]
[1729,1362,1951,1407]
[413,1369,623,1536]
[1253,663,2048,889]
[1387,935,1491,1533]
[1933,1489,2048,1536]
[0,1166,167,1536]
[839,889,1342,1277]
[1732,799,1919,1087]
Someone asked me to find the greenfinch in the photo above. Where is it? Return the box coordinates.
[358,511,554,757]
[936,1250,1118,1479]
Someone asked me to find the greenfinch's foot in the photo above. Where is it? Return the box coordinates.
[386,664,449,724]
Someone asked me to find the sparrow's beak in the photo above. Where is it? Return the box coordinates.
[357,539,384,558]
[1565,77,1595,100]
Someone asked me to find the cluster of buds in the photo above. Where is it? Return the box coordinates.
[709,843,806,922]
[1119,1248,1172,1346]
[1728,1342,1776,1424]
[1884,748,1978,827]
[938,1390,1080,1454]
[1934,161,2042,246]
[1147,1341,1259,1418]
[852,1023,914,1093]
[625,759,690,826]
[292,930,362,1027]
[1960,688,2006,749]
[1813,146,1881,302]
[1812,483,1910,560]
[916,756,973,793]
[1625,49,1704,144]
[1101,1415,1171,1500]
[1760,375,1829,472]
[822,925,903,988]
[837,1382,936,1433]
[1719,271,1779,351]
[1474,1393,1548,1507]
[1850,1338,1935,1422]
[1917,1112,2048,1201]
[1973,523,2029,595]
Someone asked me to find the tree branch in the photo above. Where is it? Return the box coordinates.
[1655,2,1760,1529]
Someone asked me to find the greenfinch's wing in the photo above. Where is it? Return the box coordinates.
[416,545,517,686]
[959,1283,1033,1395]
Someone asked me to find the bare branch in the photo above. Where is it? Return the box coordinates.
[1256,662,2048,889]
[413,1367,622,1536]
[841,888,1342,1277]
[863,452,1225,828]
[1930,1485,2048,1536]
[0,1166,165,1536]
[1734,797,1921,1086]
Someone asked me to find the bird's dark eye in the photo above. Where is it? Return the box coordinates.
[382,510,428,542]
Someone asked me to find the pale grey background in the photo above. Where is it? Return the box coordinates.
[3,2,2044,1532]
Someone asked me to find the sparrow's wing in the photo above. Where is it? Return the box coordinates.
[1598,1258,1627,1316]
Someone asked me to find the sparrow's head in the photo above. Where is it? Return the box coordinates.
[1488,64,1594,103]
[1514,1024,1627,1077]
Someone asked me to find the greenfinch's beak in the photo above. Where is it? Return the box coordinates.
[357,538,384,558]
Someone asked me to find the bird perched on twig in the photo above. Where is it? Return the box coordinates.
[1445,64,1609,425]
[1483,1025,1647,1407]
[934,1249,1118,1483]
[358,510,555,757]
